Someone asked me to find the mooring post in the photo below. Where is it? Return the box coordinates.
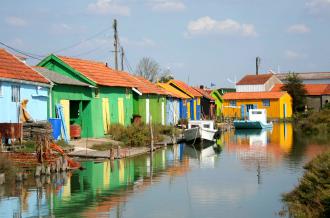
[117,145,120,159]
[35,165,42,177]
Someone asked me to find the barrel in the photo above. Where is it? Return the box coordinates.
[70,124,81,139]
[48,118,61,140]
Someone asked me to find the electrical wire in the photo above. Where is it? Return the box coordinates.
[52,25,113,54]
[0,41,43,60]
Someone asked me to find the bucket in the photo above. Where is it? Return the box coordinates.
[49,118,61,140]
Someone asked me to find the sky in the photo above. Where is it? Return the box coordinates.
[1,0,330,87]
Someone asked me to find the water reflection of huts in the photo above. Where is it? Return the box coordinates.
[3,146,191,217]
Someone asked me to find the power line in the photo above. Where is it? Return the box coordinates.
[0,41,43,60]
[52,25,113,54]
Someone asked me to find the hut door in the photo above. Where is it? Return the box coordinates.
[146,98,150,124]
[161,101,165,125]
[118,98,125,125]
[102,98,110,134]
[187,101,191,120]
[60,100,70,139]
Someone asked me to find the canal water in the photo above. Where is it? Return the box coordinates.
[0,123,329,218]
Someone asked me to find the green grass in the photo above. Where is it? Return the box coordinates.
[107,123,177,147]
[282,150,330,218]
[91,143,115,151]
[295,109,330,135]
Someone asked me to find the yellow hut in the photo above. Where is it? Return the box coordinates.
[222,91,292,120]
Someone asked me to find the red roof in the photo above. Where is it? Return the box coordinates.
[169,80,203,97]
[0,49,49,84]
[223,91,287,100]
[121,73,167,95]
[236,74,273,85]
[58,56,134,87]
[192,87,214,100]
[272,84,330,96]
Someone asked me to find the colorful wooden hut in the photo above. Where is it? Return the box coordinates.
[0,49,51,123]
[123,74,168,125]
[38,54,135,138]
[167,80,202,120]
[157,83,190,125]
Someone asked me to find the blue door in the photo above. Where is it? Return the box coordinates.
[240,105,245,119]
[246,104,254,119]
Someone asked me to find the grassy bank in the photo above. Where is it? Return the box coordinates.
[294,109,330,135]
[282,150,330,218]
[106,123,179,148]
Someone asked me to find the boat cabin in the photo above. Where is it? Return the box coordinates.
[248,109,267,123]
[188,120,215,130]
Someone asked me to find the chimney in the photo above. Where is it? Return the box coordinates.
[200,85,204,89]
[105,63,108,67]
[256,56,260,75]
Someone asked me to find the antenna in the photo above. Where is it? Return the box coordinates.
[113,19,119,70]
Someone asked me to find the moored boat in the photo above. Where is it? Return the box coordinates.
[184,120,220,142]
[234,109,273,129]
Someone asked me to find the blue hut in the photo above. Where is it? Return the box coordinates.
[0,49,51,123]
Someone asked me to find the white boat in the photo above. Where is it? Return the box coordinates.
[234,109,273,129]
[184,120,219,142]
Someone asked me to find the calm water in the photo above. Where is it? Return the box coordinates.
[1,123,329,218]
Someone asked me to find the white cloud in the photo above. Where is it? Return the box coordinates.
[287,24,310,34]
[285,50,307,60]
[150,0,186,12]
[186,16,257,37]
[306,0,330,13]
[121,37,156,47]
[87,0,130,16]
[5,16,27,27]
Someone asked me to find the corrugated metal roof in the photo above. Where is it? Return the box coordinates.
[276,72,330,81]
[223,91,287,100]
[33,67,90,87]
[0,49,50,84]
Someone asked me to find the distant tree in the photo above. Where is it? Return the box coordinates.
[136,57,160,82]
[281,72,307,112]
[159,68,174,83]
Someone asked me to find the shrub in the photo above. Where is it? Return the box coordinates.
[282,151,330,218]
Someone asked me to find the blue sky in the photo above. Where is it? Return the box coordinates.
[1,0,330,87]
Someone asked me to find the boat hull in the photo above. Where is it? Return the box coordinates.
[234,120,273,129]
[184,128,217,142]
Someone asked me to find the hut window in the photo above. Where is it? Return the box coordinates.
[262,99,270,107]
[229,100,236,106]
[11,85,20,102]
[94,88,100,98]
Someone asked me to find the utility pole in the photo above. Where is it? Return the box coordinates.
[113,19,119,70]
[121,46,124,71]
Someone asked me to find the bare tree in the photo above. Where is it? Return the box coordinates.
[136,57,160,82]
[159,68,174,83]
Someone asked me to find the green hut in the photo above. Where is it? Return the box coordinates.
[123,74,167,125]
[37,54,135,138]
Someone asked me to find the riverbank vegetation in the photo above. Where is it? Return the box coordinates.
[282,150,330,218]
[294,108,330,135]
[107,123,179,148]
[0,155,17,184]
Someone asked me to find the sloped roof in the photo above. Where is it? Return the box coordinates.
[192,87,214,100]
[121,73,167,95]
[223,91,288,100]
[0,49,49,84]
[168,80,203,97]
[33,66,90,87]
[271,83,330,96]
[57,55,134,87]
[236,74,273,85]
[157,83,190,99]
[276,72,330,81]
